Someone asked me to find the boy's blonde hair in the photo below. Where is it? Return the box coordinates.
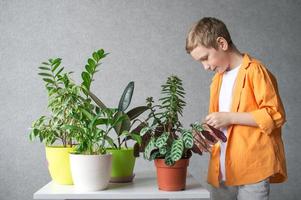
[186,17,232,53]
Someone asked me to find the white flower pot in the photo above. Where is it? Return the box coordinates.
[70,153,112,191]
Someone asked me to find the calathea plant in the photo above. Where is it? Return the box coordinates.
[137,76,200,166]
[134,76,228,165]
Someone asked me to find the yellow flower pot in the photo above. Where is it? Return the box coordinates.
[45,146,75,185]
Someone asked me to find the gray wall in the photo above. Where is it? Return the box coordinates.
[1,0,300,199]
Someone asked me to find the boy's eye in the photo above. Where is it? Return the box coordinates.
[200,56,208,61]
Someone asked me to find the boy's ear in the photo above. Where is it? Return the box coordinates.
[216,37,228,51]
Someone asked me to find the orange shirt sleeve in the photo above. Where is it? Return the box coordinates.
[248,63,286,135]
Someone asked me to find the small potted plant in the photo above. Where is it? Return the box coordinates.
[134,75,225,191]
[29,49,107,185]
[65,107,118,191]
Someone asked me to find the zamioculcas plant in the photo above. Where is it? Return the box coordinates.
[59,48,115,155]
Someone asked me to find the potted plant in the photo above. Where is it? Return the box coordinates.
[29,49,107,185]
[88,82,148,183]
[133,75,207,191]
[65,107,119,191]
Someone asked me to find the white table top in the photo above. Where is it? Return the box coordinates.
[34,170,210,199]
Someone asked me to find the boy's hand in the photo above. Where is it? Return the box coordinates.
[205,112,232,129]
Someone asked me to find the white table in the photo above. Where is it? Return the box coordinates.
[33,170,210,200]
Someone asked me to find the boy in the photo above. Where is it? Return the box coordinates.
[186,17,287,200]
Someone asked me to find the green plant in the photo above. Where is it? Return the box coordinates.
[29,49,108,148]
[137,76,201,166]
[63,107,124,154]
[29,58,84,146]
[88,82,149,149]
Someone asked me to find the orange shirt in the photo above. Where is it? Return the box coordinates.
[207,53,287,187]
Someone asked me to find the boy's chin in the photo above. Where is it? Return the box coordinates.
[215,66,228,73]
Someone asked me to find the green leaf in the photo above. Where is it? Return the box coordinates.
[85,64,93,74]
[130,133,142,145]
[97,49,104,58]
[118,81,134,112]
[159,146,167,155]
[140,126,151,136]
[95,118,109,126]
[182,130,193,149]
[149,150,160,161]
[81,108,94,121]
[51,58,61,72]
[39,66,50,70]
[92,52,100,62]
[55,67,64,77]
[81,71,91,84]
[62,125,84,133]
[88,58,96,69]
[114,111,131,136]
[88,91,107,109]
[42,78,55,84]
[144,137,157,160]
[126,106,148,121]
[38,72,52,77]
[104,135,115,147]
[41,62,50,65]
[155,132,169,148]
[51,58,61,65]
[121,130,130,137]
[171,139,184,162]
[165,150,174,166]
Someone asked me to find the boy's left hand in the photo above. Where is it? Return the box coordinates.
[205,112,232,129]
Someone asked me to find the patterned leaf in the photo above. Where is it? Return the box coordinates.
[171,139,184,162]
[182,130,193,148]
[144,137,157,160]
[155,132,169,148]
[159,145,167,155]
[164,150,174,166]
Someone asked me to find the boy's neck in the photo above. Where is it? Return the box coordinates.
[227,47,243,70]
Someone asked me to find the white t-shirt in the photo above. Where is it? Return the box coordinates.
[218,65,241,181]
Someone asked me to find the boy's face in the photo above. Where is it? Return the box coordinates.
[190,42,230,73]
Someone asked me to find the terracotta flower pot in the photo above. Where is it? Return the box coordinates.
[154,158,189,191]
